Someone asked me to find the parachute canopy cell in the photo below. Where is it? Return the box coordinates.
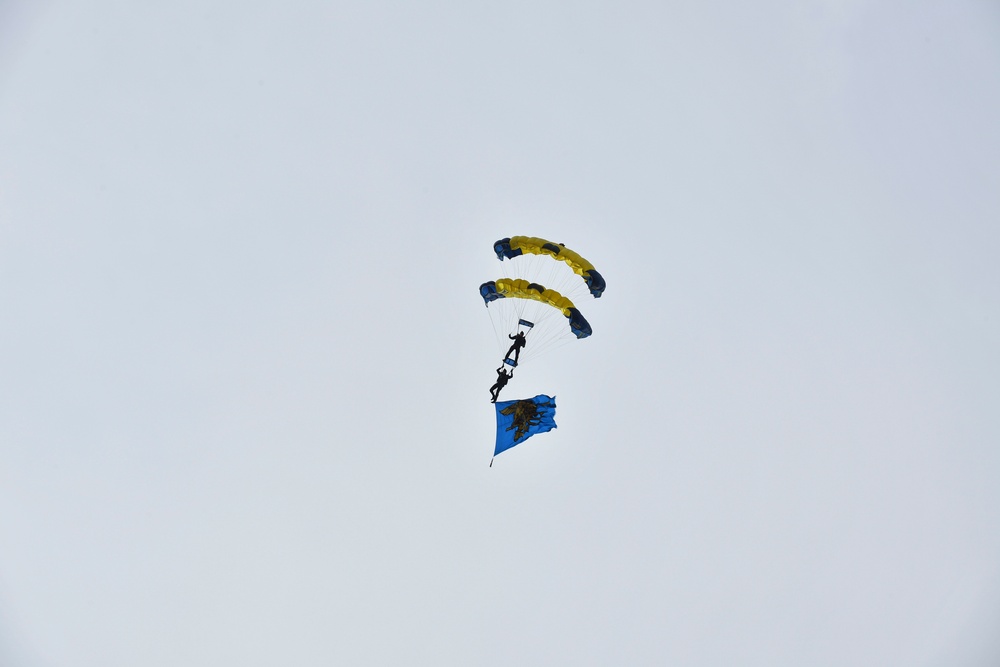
[479,278,592,338]
[494,236,606,298]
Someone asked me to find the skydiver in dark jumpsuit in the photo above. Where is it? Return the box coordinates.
[504,331,527,366]
[490,365,513,403]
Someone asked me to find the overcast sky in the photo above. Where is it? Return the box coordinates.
[2,1,999,665]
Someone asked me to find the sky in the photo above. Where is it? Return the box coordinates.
[1,1,999,665]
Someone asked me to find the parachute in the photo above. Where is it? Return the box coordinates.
[479,278,592,339]
[494,237,606,298]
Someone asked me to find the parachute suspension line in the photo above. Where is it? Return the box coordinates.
[526,324,568,360]
[487,255,592,366]
[494,298,522,360]
[512,300,533,363]
[488,303,504,356]
[543,253,564,296]
[492,305,517,360]
[516,249,583,303]
[514,299,553,366]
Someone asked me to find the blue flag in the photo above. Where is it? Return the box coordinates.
[494,395,557,457]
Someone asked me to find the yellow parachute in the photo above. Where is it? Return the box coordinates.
[494,237,606,298]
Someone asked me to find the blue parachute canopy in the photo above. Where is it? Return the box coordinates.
[494,394,557,457]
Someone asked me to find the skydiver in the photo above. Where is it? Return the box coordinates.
[504,331,527,366]
[490,365,513,403]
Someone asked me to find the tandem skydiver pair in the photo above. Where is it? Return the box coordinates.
[489,331,526,402]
